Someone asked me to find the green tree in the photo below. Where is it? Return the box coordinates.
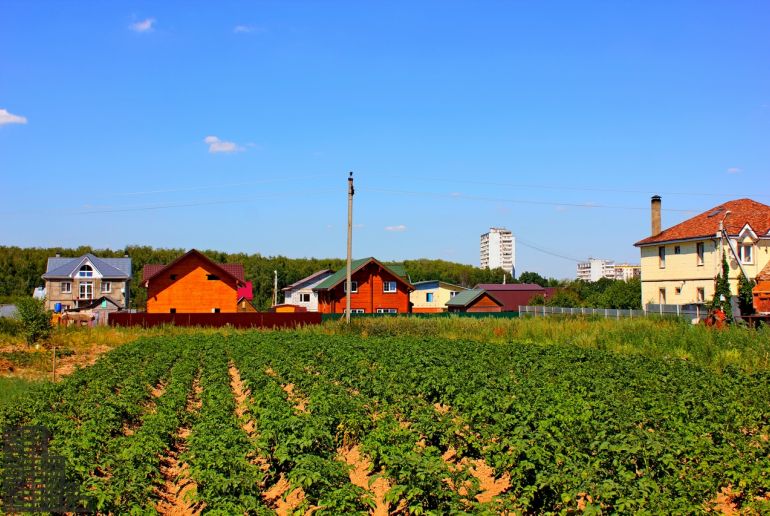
[518,271,548,287]
[737,272,755,316]
[545,289,583,308]
[596,278,642,309]
[16,297,52,345]
[711,254,733,323]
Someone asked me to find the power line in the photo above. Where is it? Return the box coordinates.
[515,238,582,263]
[0,189,337,216]
[376,174,770,199]
[360,187,699,213]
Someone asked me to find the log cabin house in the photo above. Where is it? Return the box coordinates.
[313,257,414,314]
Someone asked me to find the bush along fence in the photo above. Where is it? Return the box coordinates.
[519,304,708,321]
[319,311,520,323]
[108,312,322,329]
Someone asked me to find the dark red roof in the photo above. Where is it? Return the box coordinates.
[475,283,545,291]
[635,198,770,246]
[141,249,245,284]
[142,264,165,281]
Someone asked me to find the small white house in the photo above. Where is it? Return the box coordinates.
[282,269,334,312]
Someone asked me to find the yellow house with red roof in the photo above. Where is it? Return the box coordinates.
[634,197,770,306]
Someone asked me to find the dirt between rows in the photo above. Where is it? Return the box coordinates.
[230,363,306,515]
[155,376,204,515]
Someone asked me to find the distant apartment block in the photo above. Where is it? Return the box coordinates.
[615,263,641,281]
[577,259,641,282]
[480,227,515,276]
[577,258,617,281]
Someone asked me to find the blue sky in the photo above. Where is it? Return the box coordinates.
[1,1,768,278]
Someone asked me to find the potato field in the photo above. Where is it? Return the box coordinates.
[1,332,769,514]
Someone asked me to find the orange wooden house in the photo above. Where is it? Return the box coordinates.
[313,257,414,314]
[142,249,247,313]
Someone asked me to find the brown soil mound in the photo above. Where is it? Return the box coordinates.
[282,383,308,413]
[263,475,306,516]
[339,445,391,516]
[155,375,204,515]
[442,446,511,504]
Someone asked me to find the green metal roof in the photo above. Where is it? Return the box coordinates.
[314,258,410,290]
[445,289,500,307]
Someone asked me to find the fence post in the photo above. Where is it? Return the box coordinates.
[676,305,680,317]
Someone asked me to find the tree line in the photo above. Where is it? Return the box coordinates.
[0,246,515,310]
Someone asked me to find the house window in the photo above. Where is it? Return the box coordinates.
[348,308,364,314]
[207,274,220,281]
[658,246,666,268]
[383,281,397,293]
[376,308,397,314]
[101,281,111,293]
[449,291,458,298]
[170,308,176,314]
[659,288,666,304]
[343,281,358,293]
[738,244,753,264]
[300,293,311,303]
[61,282,72,293]
[170,274,177,280]
[696,242,705,266]
[213,308,221,313]
[79,282,93,300]
[674,246,681,255]
[426,292,434,302]
[675,287,682,295]
[78,264,93,277]
[697,288,705,303]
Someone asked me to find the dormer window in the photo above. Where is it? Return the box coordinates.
[78,264,94,277]
[738,244,753,264]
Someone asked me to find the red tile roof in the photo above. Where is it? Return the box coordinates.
[635,198,770,246]
[141,249,245,283]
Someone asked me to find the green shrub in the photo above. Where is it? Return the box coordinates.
[16,297,52,345]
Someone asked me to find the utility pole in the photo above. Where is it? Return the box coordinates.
[346,172,354,323]
[273,270,278,307]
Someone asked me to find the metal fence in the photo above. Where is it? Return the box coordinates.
[518,304,707,320]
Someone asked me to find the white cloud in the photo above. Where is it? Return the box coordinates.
[129,18,156,32]
[204,135,244,154]
[0,109,27,126]
[727,167,742,174]
[234,25,266,34]
[384,224,407,232]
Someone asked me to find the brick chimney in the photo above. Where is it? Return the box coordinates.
[651,195,662,236]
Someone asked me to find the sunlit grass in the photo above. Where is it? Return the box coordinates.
[301,315,770,373]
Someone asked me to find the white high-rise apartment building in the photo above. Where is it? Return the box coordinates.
[480,227,515,276]
[576,258,617,281]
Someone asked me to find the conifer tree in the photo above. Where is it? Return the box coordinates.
[711,253,733,322]
[737,271,755,316]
